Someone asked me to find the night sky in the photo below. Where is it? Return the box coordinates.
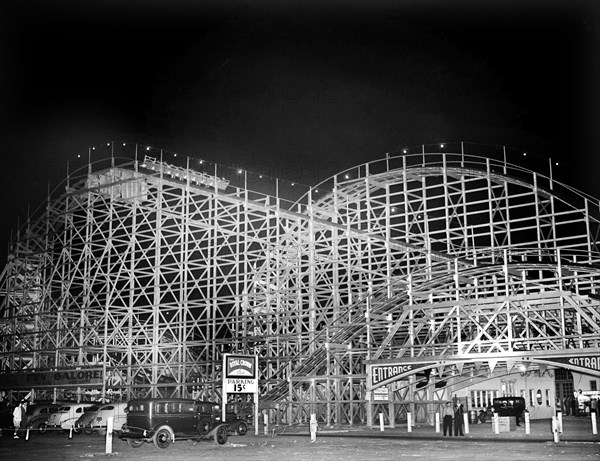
[0,0,598,262]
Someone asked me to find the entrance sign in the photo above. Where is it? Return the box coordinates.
[540,355,600,375]
[222,354,259,435]
[369,362,435,388]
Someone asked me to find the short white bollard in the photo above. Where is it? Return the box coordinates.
[552,416,560,443]
[493,413,499,434]
[105,416,113,454]
[264,412,269,436]
[557,411,563,433]
[69,425,73,439]
[379,412,385,432]
[463,412,469,434]
[591,412,598,435]
[407,412,412,433]
[435,412,440,433]
[525,411,530,435]
[26,428,30,441]
[310,413,317,443]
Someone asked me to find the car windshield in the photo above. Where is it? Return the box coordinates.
[58,406,71,412]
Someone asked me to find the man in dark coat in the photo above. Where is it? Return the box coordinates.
[453,402,464,436]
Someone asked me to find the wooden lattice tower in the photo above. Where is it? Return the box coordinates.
[1,142,599,425]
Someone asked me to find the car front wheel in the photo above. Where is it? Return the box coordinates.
[38,423,48,434]
[153,426,173,449]
[236,421,248,436]
[214,424,228,445]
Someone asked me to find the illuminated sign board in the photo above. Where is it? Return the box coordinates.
[224,354,258,393]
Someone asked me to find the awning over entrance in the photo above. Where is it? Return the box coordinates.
[367,348,600,391]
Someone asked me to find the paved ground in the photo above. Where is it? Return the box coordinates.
[0,417,598,460]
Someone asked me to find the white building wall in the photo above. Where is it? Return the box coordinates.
[451,371,556,420]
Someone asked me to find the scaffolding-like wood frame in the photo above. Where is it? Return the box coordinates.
[1,142,599,426]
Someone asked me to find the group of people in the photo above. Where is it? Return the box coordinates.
[442,401,465,436]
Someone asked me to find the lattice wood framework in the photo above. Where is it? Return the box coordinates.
[1,143,599,426]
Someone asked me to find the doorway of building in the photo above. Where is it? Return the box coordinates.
[554,368,574,415]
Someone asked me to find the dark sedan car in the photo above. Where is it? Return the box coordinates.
[119,398,229,449]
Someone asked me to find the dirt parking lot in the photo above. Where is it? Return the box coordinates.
[1,425,599,461]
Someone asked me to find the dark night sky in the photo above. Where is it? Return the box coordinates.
[0,0,598,262]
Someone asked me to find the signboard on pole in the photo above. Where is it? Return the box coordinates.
[222,354,259,435]
[224,354,258,393]
[373,386,389,402]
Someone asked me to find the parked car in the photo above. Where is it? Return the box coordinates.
[492,396,526,417]
[195,401,248,436]
[86,402,127,434]
[23,402,62,430]
[73,405,100,434]
[39,403,96,434]
[119,398,229,449]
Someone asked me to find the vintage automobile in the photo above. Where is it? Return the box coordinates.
[73,404,100,434]
[86,402,127,434]
[492,396,526,418]
[23,402,62,430]
[39,403,97,433]
[195,401,248,436]
[119,398,229,449]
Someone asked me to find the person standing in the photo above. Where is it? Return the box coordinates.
[453,402,465,436]
[13,401,24,438]
[442,402,454,436]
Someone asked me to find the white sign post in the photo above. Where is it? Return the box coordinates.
[105,416,113,454]
[222,354,259,435]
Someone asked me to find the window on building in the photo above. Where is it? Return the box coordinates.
[555,368,573,380]
[591,381,597,392]
[501,379,516,396]
[470,390,499,408]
